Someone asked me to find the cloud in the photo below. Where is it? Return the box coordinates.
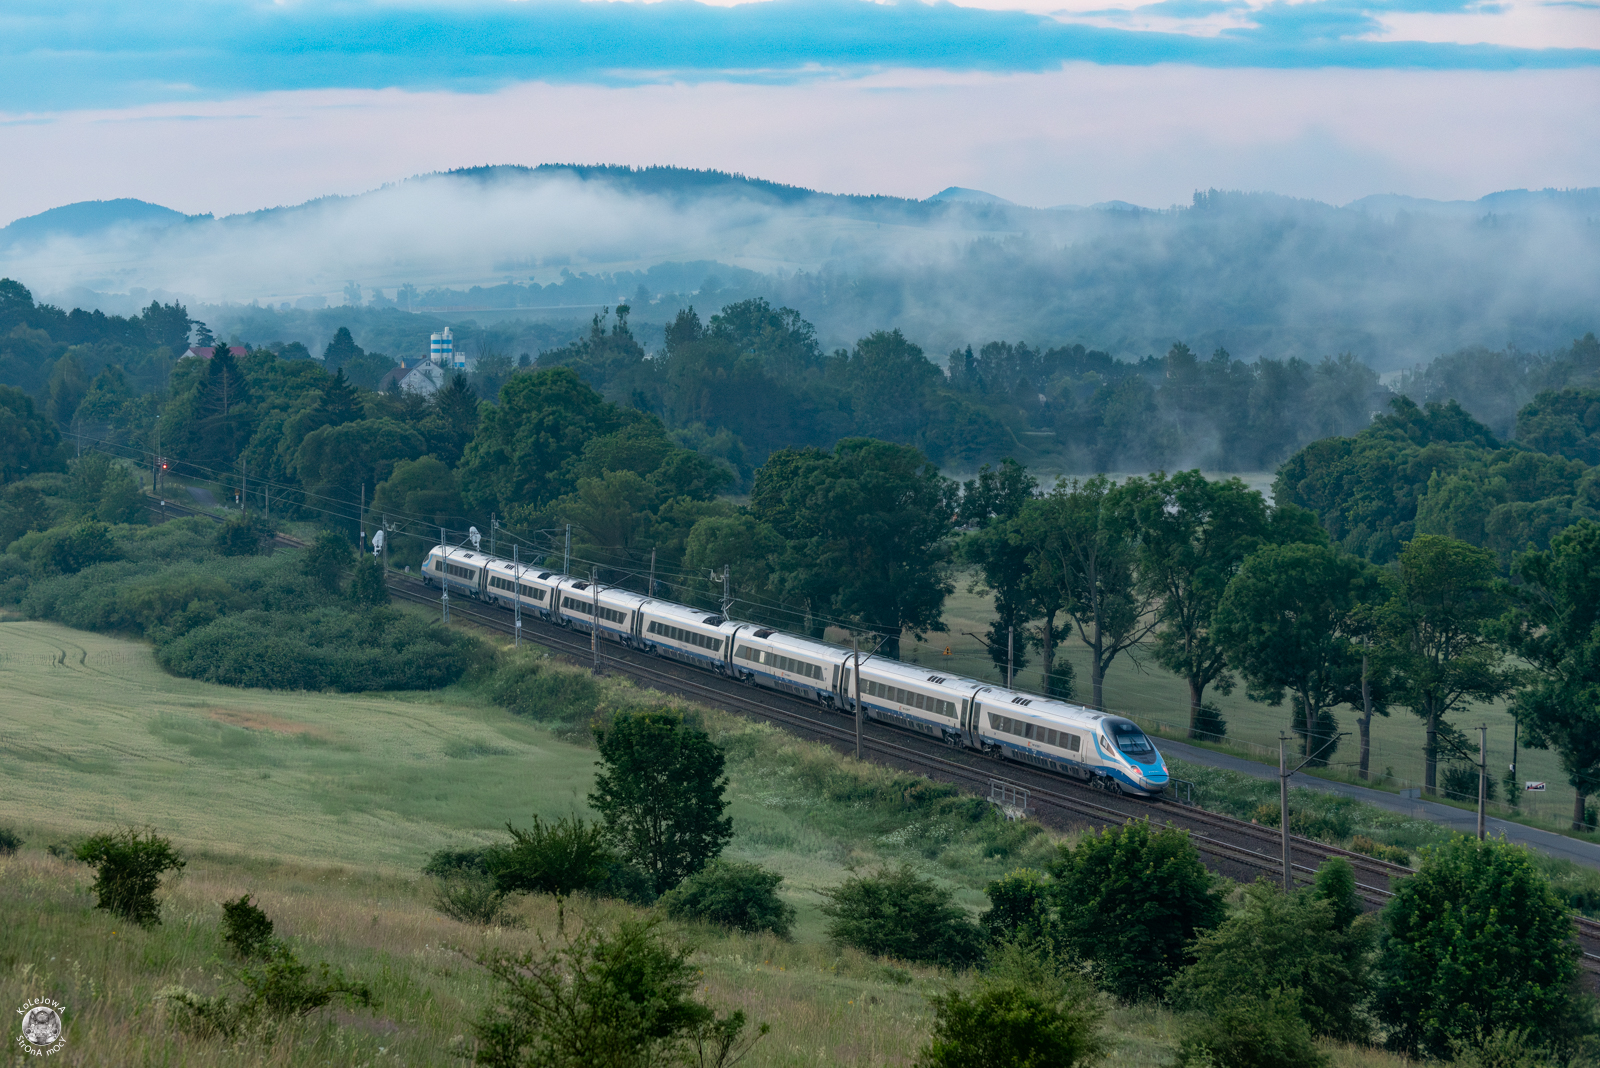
[0,0,1593,113]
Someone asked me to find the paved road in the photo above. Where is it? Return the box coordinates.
[1161,737,1600,870]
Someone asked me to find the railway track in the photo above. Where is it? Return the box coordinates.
[144,494,1600,971]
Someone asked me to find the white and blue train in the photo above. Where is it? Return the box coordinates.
[421,544,1169,797]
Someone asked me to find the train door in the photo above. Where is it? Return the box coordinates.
[962,688,988,749]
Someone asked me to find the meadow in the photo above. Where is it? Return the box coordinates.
[0,619,1421,1066]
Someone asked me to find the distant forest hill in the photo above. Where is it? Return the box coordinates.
[3,166,1597,367]
[2,275,1596,485]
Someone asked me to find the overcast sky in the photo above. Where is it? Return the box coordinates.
[1,0,1596,224]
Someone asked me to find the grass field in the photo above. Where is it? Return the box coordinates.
[0,619,1418,1066]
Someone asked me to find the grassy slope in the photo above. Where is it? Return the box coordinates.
[0,620,1411,1066]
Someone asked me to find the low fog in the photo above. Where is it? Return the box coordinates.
[2,166,1596,369]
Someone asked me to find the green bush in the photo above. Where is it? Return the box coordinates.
[434,873,519,927]
[1349,835,1411,865]
[980,868,1056,946]
[485,816,615,898]
[1446,1029,1563,1068]
[423,847,490,877]
[821,864,986,969]
[1192,702,1228,742]
[660,860,796,937]
[73,827,186,928]
[220,894,276,959]
[165,941,374,1039]
[1051,821,1225,1001]
[214,513,275,557]
[1175,991,1329,1068]
[0,825,22,854]
[917,982,1104,1068]
[1441,762,1499,804]
[301,529,352,592]
[473,918,763,1068]
[155,605,489,690]
[347,552,390,606]
[1374,835,1588,1058]
[32,520,120,575]
[484,652,604,722]
[1168,863,1371,1042]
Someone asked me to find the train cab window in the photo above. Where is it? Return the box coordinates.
[1108,721,1158,763]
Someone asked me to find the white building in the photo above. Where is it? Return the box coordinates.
[398,361,446,396]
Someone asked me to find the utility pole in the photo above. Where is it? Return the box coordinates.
[1280,734,1291,891]
[513,544,521,650]
[1007,625,1014,689]
[359,484,366,548]
[241,458,248,515]
[563,524,571,575]
[591,569,600,675]
[853,635,862,760]
[1478,725,1489,840]
[490,513,497,557]
[1279,729,1350,889]
[649,547,656,598]
[721,565,732,618]
[381,515,390,572]
[440,526,450,623]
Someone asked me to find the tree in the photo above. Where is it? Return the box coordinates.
[321,326,363,371]
[73,827,186,928]
[1050,821,1225,1001]
[956,459,1040,681]
[1123,471,1283,737]
[752,438,956,657]
[1212,542,1377,763]
[1168,863,1372,1042]
[1381,535,1515,794]
[980,868,1056,947]
[473,919,761,1068]
[1502,520,1600,830]
[190,345,255,466]
[1373,835,1586,1059]
[0,384,59,484]
[589,710,733,895]
[302,529,352,593]
[459,367,634,520]
[820,864,986,969]
[347,552,390,606]
[1018,475,1157,710]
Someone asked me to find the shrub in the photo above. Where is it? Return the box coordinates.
[917,982,1104,1068]
[1175,991,1329,1068]
[1374,835,1588,1058]
[434,874,519,927]
[821,864,986,969]
[1168,865,1371,1042]
[473,918,764,1068]
[590,709,734,895]
[1051,821,1225,1001]
[347,552,390,606]
[33,520,119,575]
[0,825,22,855]
[485,816,615,898]
[1193,702,1228,742]
[214,513,275,557]
[301,529,351,592]
[1349,834,1410,865]
[980,868,1056,946]
[73,827,186,928]
[483,653,603,723]
[1446,1029,1562,1068]
[423,847,490,877]
[660,860,796,937]
[165,942,374,1039]
[1441,762,1498,804]
[220,894,276,959]
[595,858,659,906]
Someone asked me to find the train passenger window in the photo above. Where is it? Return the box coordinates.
[1067,734,1081,752]
[1045,729,1057,747]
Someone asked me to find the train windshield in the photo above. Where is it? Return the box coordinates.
[1107,720,1158,764]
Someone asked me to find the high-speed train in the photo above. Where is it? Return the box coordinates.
[421,544,1170,797]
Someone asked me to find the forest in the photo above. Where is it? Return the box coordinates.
[5,271,1600,826]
